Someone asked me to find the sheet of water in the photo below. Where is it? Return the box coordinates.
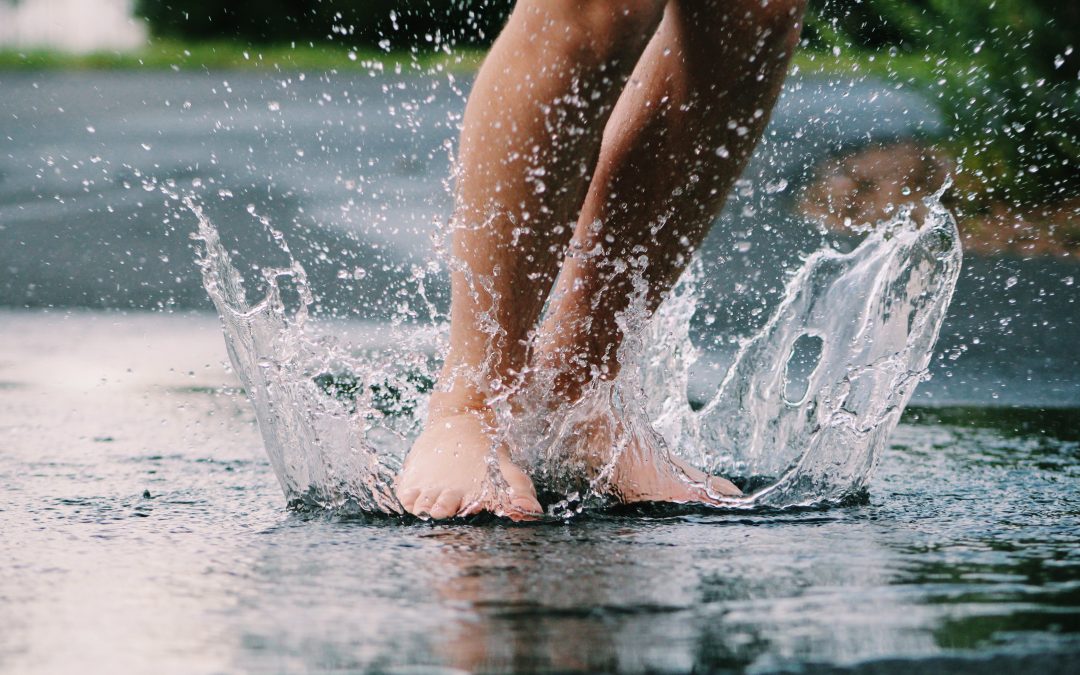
[186,186,961,517]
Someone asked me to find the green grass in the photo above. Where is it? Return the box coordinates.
[0,37,931,78]
[793,47,942,85]
[0,37,937,86]
[0,39,486,73]
[903,405,1080,442]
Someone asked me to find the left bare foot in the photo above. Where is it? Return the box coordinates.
[395,409,542,521]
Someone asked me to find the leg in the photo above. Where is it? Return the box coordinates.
[396,0,667,519]
[533,0,807,502]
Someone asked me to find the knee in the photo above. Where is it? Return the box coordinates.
[519,0,667,62]
[739,0,806,48]
[754,0,806,49]
[690,0,806,49]
[584,0,669,43]
[747,0,807,24]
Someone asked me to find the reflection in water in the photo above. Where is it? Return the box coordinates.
[373,514,914,671]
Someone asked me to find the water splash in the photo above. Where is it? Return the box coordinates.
[190,188,961,517]
[648,192,963,507]
[190,195,436,516]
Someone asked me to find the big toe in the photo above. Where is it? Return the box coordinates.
[507,493,543,520]
[502,472,542,517]
[396,486,421,512]
[707,475,742,498]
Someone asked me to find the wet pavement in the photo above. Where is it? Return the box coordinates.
[0,311,1077,674]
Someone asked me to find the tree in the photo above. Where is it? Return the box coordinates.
[135,0,514,47]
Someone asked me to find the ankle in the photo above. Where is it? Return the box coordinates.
[426,389,492,423]
[530,343,619,405]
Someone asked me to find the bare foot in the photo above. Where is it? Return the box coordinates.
[611,448,743,504]
[395,410,542,520]
[582,416,742,505]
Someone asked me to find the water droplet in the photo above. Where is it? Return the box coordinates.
[765,178,788,194]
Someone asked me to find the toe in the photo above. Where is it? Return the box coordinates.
[504,490,543,520]
[411,489,441,517]
[428,490,465,520]
[707,475,742,498]
[396,487,421,511]
[500,463,540,507]
[511,492,542,513]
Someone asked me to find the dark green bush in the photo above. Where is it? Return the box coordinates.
[135,0,513,47]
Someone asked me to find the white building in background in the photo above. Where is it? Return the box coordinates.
[0,0,147,53]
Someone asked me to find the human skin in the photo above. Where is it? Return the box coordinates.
[395,0,807,520]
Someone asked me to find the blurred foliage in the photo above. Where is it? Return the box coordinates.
[0,39,484,72]
[135,1,513,48]
[806,0,1080,205]
[133,0,1078,204]
[904,405,1080,442]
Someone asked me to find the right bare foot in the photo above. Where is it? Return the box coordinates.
[576,414,743,506]
[611,445,743,504]
[395,410,542,520]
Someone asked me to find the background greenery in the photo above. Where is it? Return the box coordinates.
[805,0,1079,207]
[3,0,1067,207]
[134,0,514,47]
[129,0,1079,205]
